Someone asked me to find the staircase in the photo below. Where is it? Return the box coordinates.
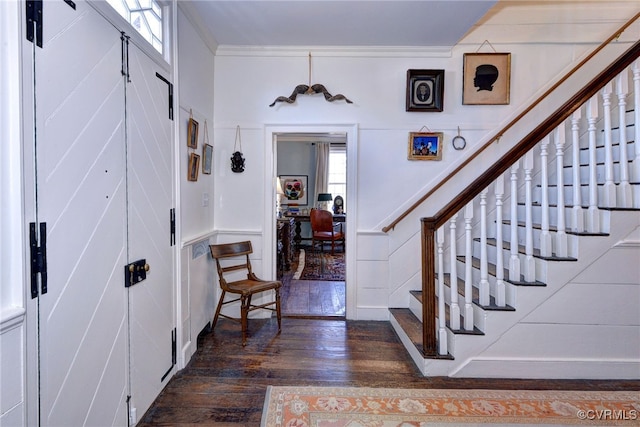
[389,48,640,379]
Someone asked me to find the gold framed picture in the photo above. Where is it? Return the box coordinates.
[202,143,213,175]
[462,53,511,105]
[188,152,200,181]
[187,117,199,149]
[408,132,443,161]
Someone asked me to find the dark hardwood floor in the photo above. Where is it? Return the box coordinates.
[139,317,639,426]
[138,247,638,426]
[280,248,346,318]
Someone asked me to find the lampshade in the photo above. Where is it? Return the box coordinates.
[317,193,332,202]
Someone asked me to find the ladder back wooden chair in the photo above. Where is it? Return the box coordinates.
[209,240,282,346]
[310,208,345,255]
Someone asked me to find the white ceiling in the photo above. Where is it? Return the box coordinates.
[186,1,498,48]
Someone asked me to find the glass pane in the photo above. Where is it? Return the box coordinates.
[106,0,163,54]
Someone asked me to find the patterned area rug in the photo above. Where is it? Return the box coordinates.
[260,386,639,426]
[293,249,345,281]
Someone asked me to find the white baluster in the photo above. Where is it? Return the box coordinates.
[494,175,506,307]
[586,95,601,233]
[509,161,521,281]
[463,202,474,331]
[437,226,447,355]
[554,125,568,257]
[571,108,585,232]
[479,188,490,306]
[539,135,552,257]
[524,150,536,282]
[632,60,640,186]
[448,214,460,330]
[602,82,617,207]
[616,70,632,208]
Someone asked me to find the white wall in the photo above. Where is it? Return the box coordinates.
[176,5,217,365]
[212,3,640,320]
[1,0,26,424]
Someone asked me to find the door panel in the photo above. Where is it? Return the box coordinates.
[33,1,128,425]
[125,42,175,417]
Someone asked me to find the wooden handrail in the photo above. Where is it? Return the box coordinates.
[382,12,640,233]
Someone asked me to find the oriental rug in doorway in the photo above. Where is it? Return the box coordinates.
[260,385,639,426]
[293,249,345,281]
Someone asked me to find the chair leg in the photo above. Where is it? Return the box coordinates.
[240,295,249,346]
[212,290,226,329]
[275,288,282,332]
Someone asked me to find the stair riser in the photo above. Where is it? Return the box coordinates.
[572,137,635,166]
[560,161,635,184]
[532,183,640,206]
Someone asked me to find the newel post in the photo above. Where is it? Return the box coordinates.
[421,218,437,356]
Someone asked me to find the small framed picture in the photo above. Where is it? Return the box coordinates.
[188,152,200,181]
[202,143,213,174]
[406,69,445,112]
[463,53,511,105]
[279,175,308,206]
[187,117,199,149]
[408,132,443,161]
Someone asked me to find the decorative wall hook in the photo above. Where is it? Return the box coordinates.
[452,126,467,150]
[231,125,245,173]
[269,53,353,107]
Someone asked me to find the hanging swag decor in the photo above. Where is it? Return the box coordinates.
[231,125,245,173]
[269,53,353,107]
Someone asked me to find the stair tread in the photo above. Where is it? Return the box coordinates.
[389,308,454,359]
[502,219,609,237]
[481,238,578,262]
[442,274,517,311]
[455,255,546,286]
[409,292,487,333]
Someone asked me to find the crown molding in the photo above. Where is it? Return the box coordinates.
[214,45,453,58]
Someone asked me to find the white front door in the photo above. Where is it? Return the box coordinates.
[28,1,175,424]
[31,1,129,425]
[124,40,175,419]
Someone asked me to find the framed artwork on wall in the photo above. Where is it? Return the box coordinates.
[279,175,308,206]
[462,52,511,105]
[187,117,199,149]
[406,69,445,112]
[188,152,200,181]
[202,143,213,174]
[408,132,443,160]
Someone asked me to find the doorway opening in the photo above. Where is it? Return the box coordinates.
[274,132,347,319]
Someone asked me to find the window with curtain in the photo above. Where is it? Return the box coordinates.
[328,144,347,212]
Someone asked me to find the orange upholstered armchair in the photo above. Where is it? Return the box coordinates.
[310,208,345,255]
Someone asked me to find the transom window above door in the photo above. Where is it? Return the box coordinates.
[106,0,163,54]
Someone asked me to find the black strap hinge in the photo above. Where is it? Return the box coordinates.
[155,72,174,120]
[26,0,43,48]
[161,328,177,382]
[170,208,175,246]
[29,222,48,298]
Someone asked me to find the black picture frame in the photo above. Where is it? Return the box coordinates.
[406,69,445,112]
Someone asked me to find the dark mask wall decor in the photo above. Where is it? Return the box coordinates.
[231,125,245,173]
[269,53,353,107]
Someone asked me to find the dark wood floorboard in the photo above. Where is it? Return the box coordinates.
[138,317,640,426]
[279,246,346,318]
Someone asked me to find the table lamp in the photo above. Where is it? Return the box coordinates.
[317,193,332,210]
